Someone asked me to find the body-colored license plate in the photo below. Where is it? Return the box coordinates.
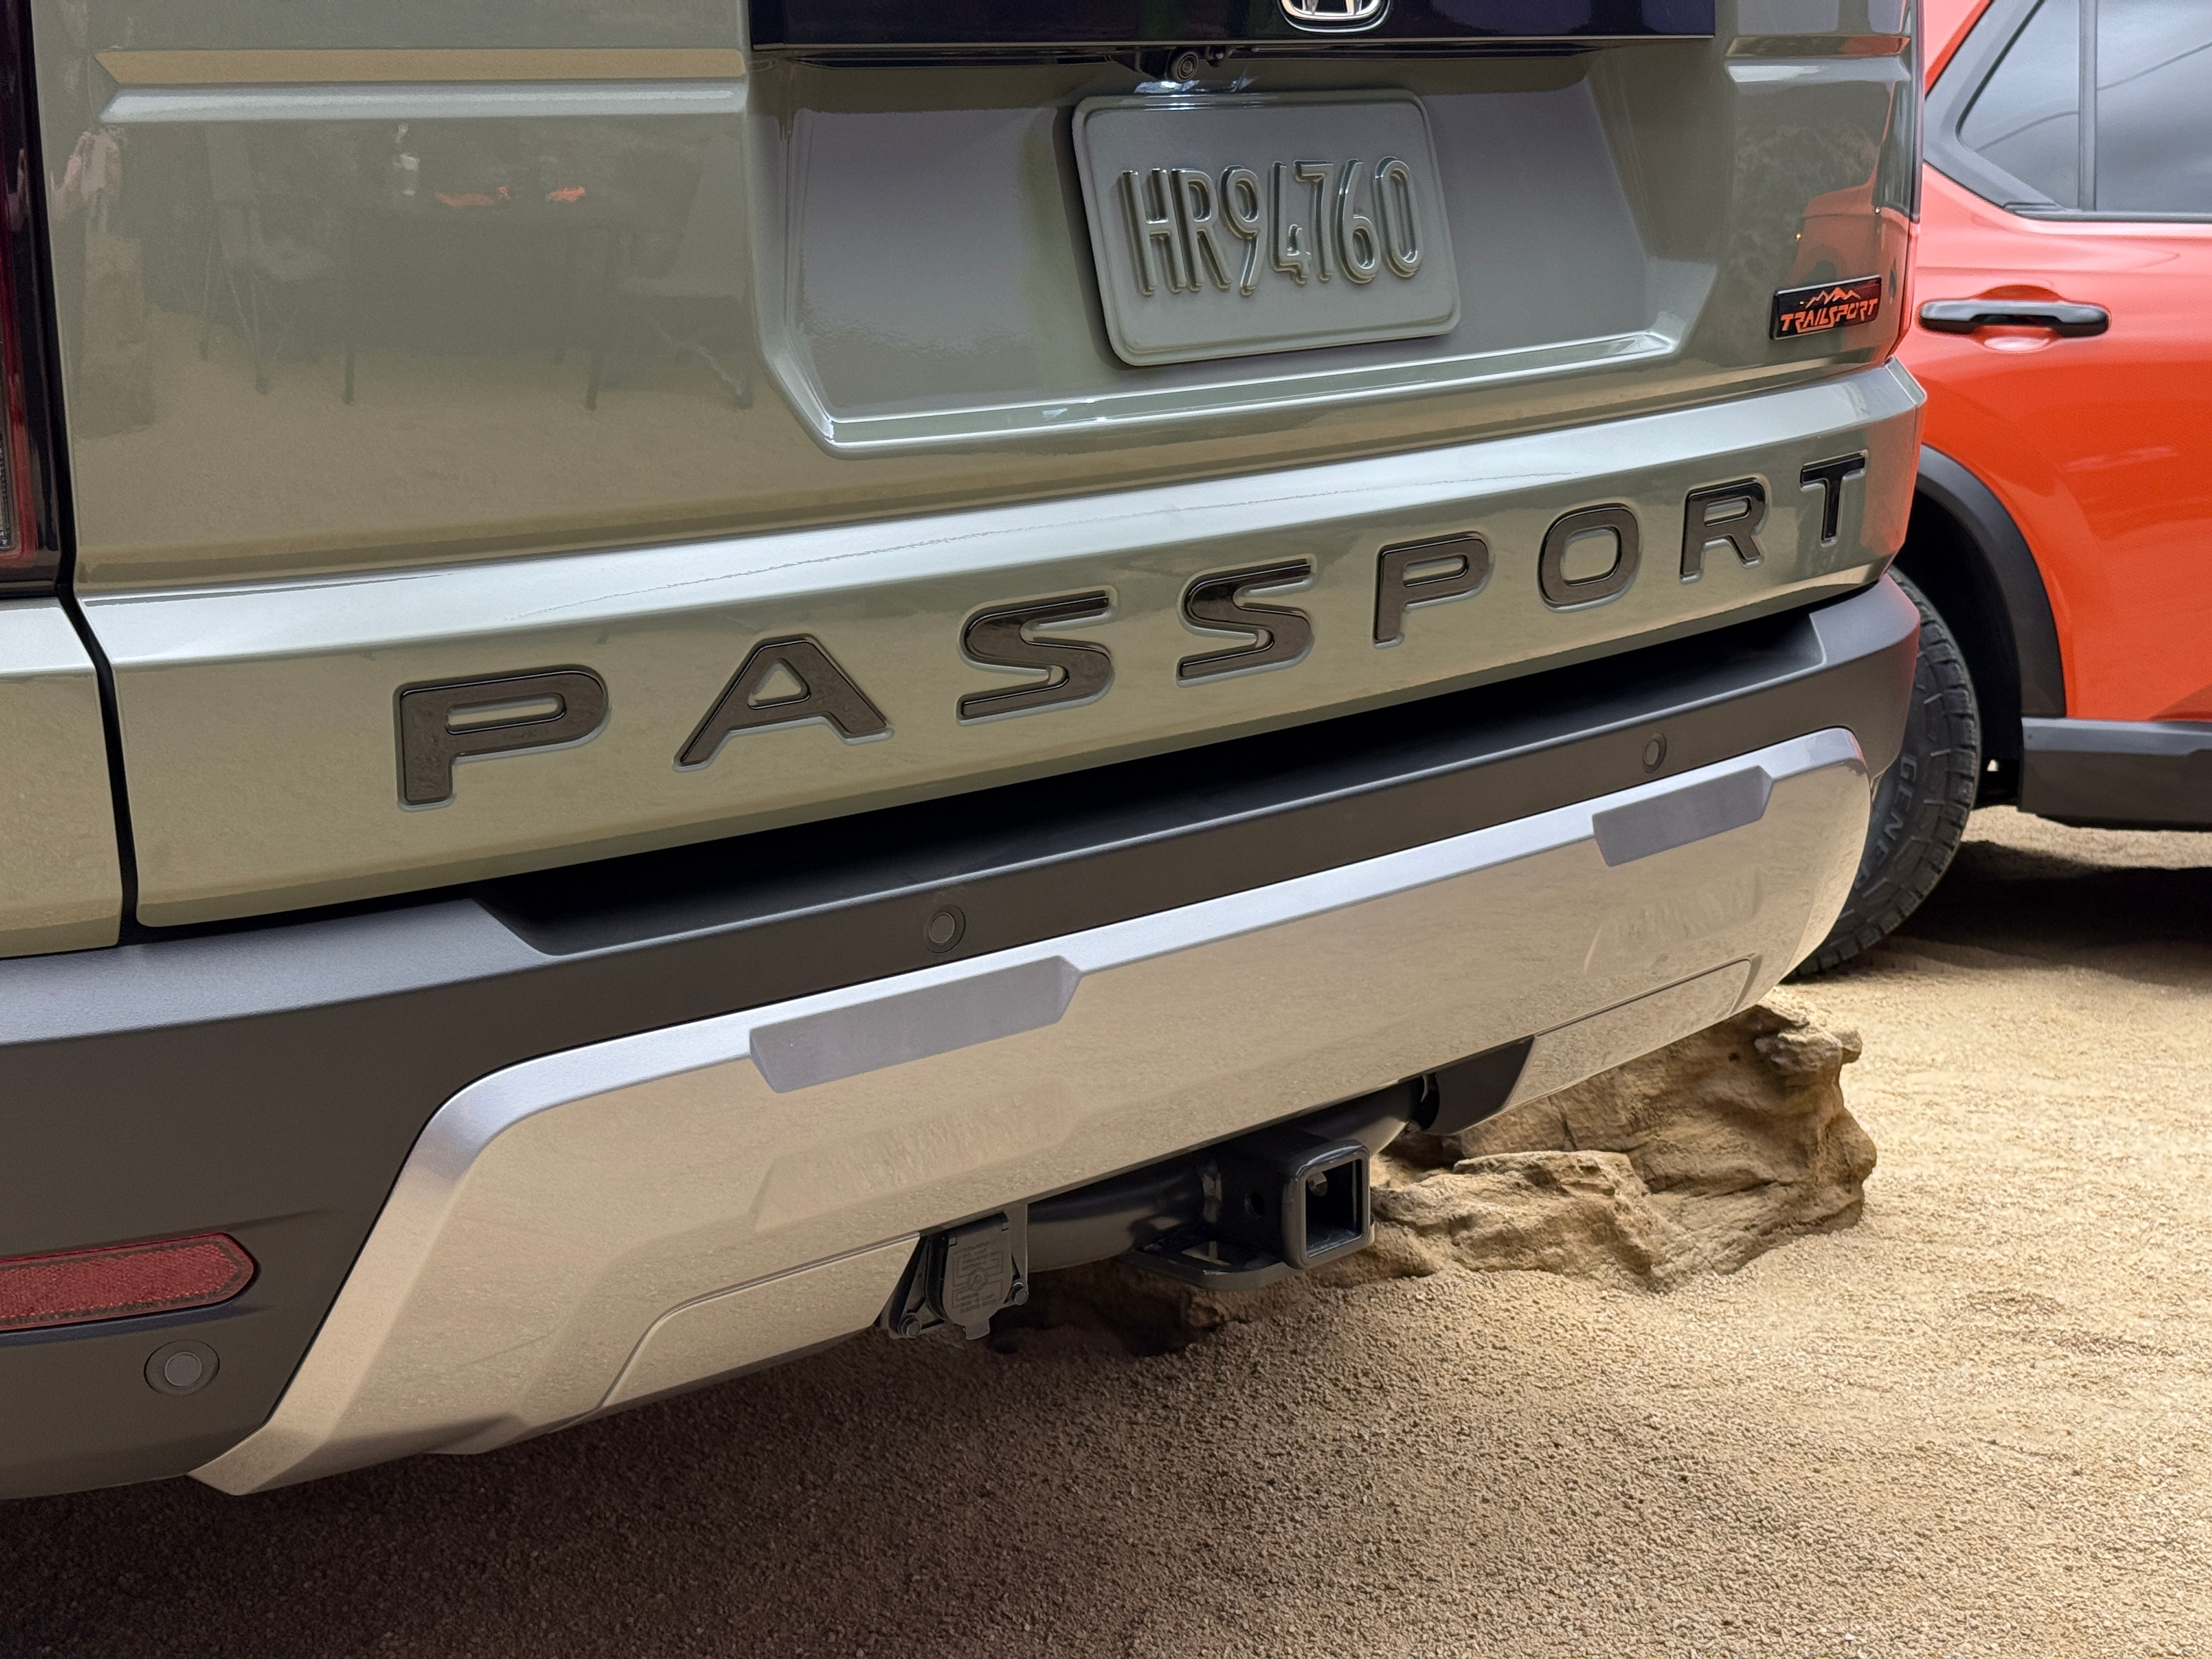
[1074,92,1460,367]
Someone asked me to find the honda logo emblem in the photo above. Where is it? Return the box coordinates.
[1279,0,1389,31]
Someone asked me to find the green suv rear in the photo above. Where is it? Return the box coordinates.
[0,0,1923,1496]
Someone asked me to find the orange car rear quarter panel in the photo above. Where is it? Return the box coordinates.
[1911,8,2212,724]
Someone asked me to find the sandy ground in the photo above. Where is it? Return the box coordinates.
[5,807,2209,1658]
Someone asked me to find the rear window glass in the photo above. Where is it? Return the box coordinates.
[1959,0,2081,208]
[2095,0,2212,214]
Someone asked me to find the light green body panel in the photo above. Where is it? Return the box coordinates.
[0,603,123,954]
[37,7,1915,591]
[90,365,1919,925]
[29,0,1920,927]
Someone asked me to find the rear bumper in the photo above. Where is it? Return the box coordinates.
[0,576,1919,1498]
[202,727,1869,1493]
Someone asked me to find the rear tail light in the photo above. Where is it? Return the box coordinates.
[0,1233,256,1333]
[0,0,65,593]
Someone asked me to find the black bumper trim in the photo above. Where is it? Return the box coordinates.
[2020,717,2212,831]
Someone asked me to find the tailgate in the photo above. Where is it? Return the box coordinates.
[30,0,1921,925]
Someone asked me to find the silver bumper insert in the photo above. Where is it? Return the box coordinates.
[196,728,1867,1494]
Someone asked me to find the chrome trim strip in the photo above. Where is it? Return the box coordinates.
[1592,765,1774,867]
[751,956,1083,1093]
[193,728,1866,1494]
[772,321,1685,455]
[94,47,749,84]
[101,79,746,125]
[768,261,1721,452]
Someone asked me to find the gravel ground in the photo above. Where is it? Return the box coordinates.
[5,808,2209,1659]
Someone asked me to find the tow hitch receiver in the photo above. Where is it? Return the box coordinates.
[1127,1127,1372,1293]
[887,1094,1396,1340]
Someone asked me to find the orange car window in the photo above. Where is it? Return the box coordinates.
[1959,0,2082,206]
[2095,0,2212,214]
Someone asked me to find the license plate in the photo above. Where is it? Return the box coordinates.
[1074,92,1460,368]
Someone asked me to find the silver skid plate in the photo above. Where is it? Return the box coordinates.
[195,727,1867,1494]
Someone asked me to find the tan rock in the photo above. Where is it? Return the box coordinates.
[1011,996,1876,1340]
[1439,991,1875,1273]
[1373,1149,1699,1288]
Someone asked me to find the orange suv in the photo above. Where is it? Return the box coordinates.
[1809,0,2212,970]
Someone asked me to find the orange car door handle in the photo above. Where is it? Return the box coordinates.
[1918,299,2109,337]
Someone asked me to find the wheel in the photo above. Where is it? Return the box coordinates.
[1795,571,1982,974]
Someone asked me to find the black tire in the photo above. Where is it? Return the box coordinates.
[1794,572,1982,975]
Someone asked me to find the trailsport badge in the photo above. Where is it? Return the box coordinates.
[1771,276,1883,339]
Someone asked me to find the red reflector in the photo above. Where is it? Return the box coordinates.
[0,1234,255,1334]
